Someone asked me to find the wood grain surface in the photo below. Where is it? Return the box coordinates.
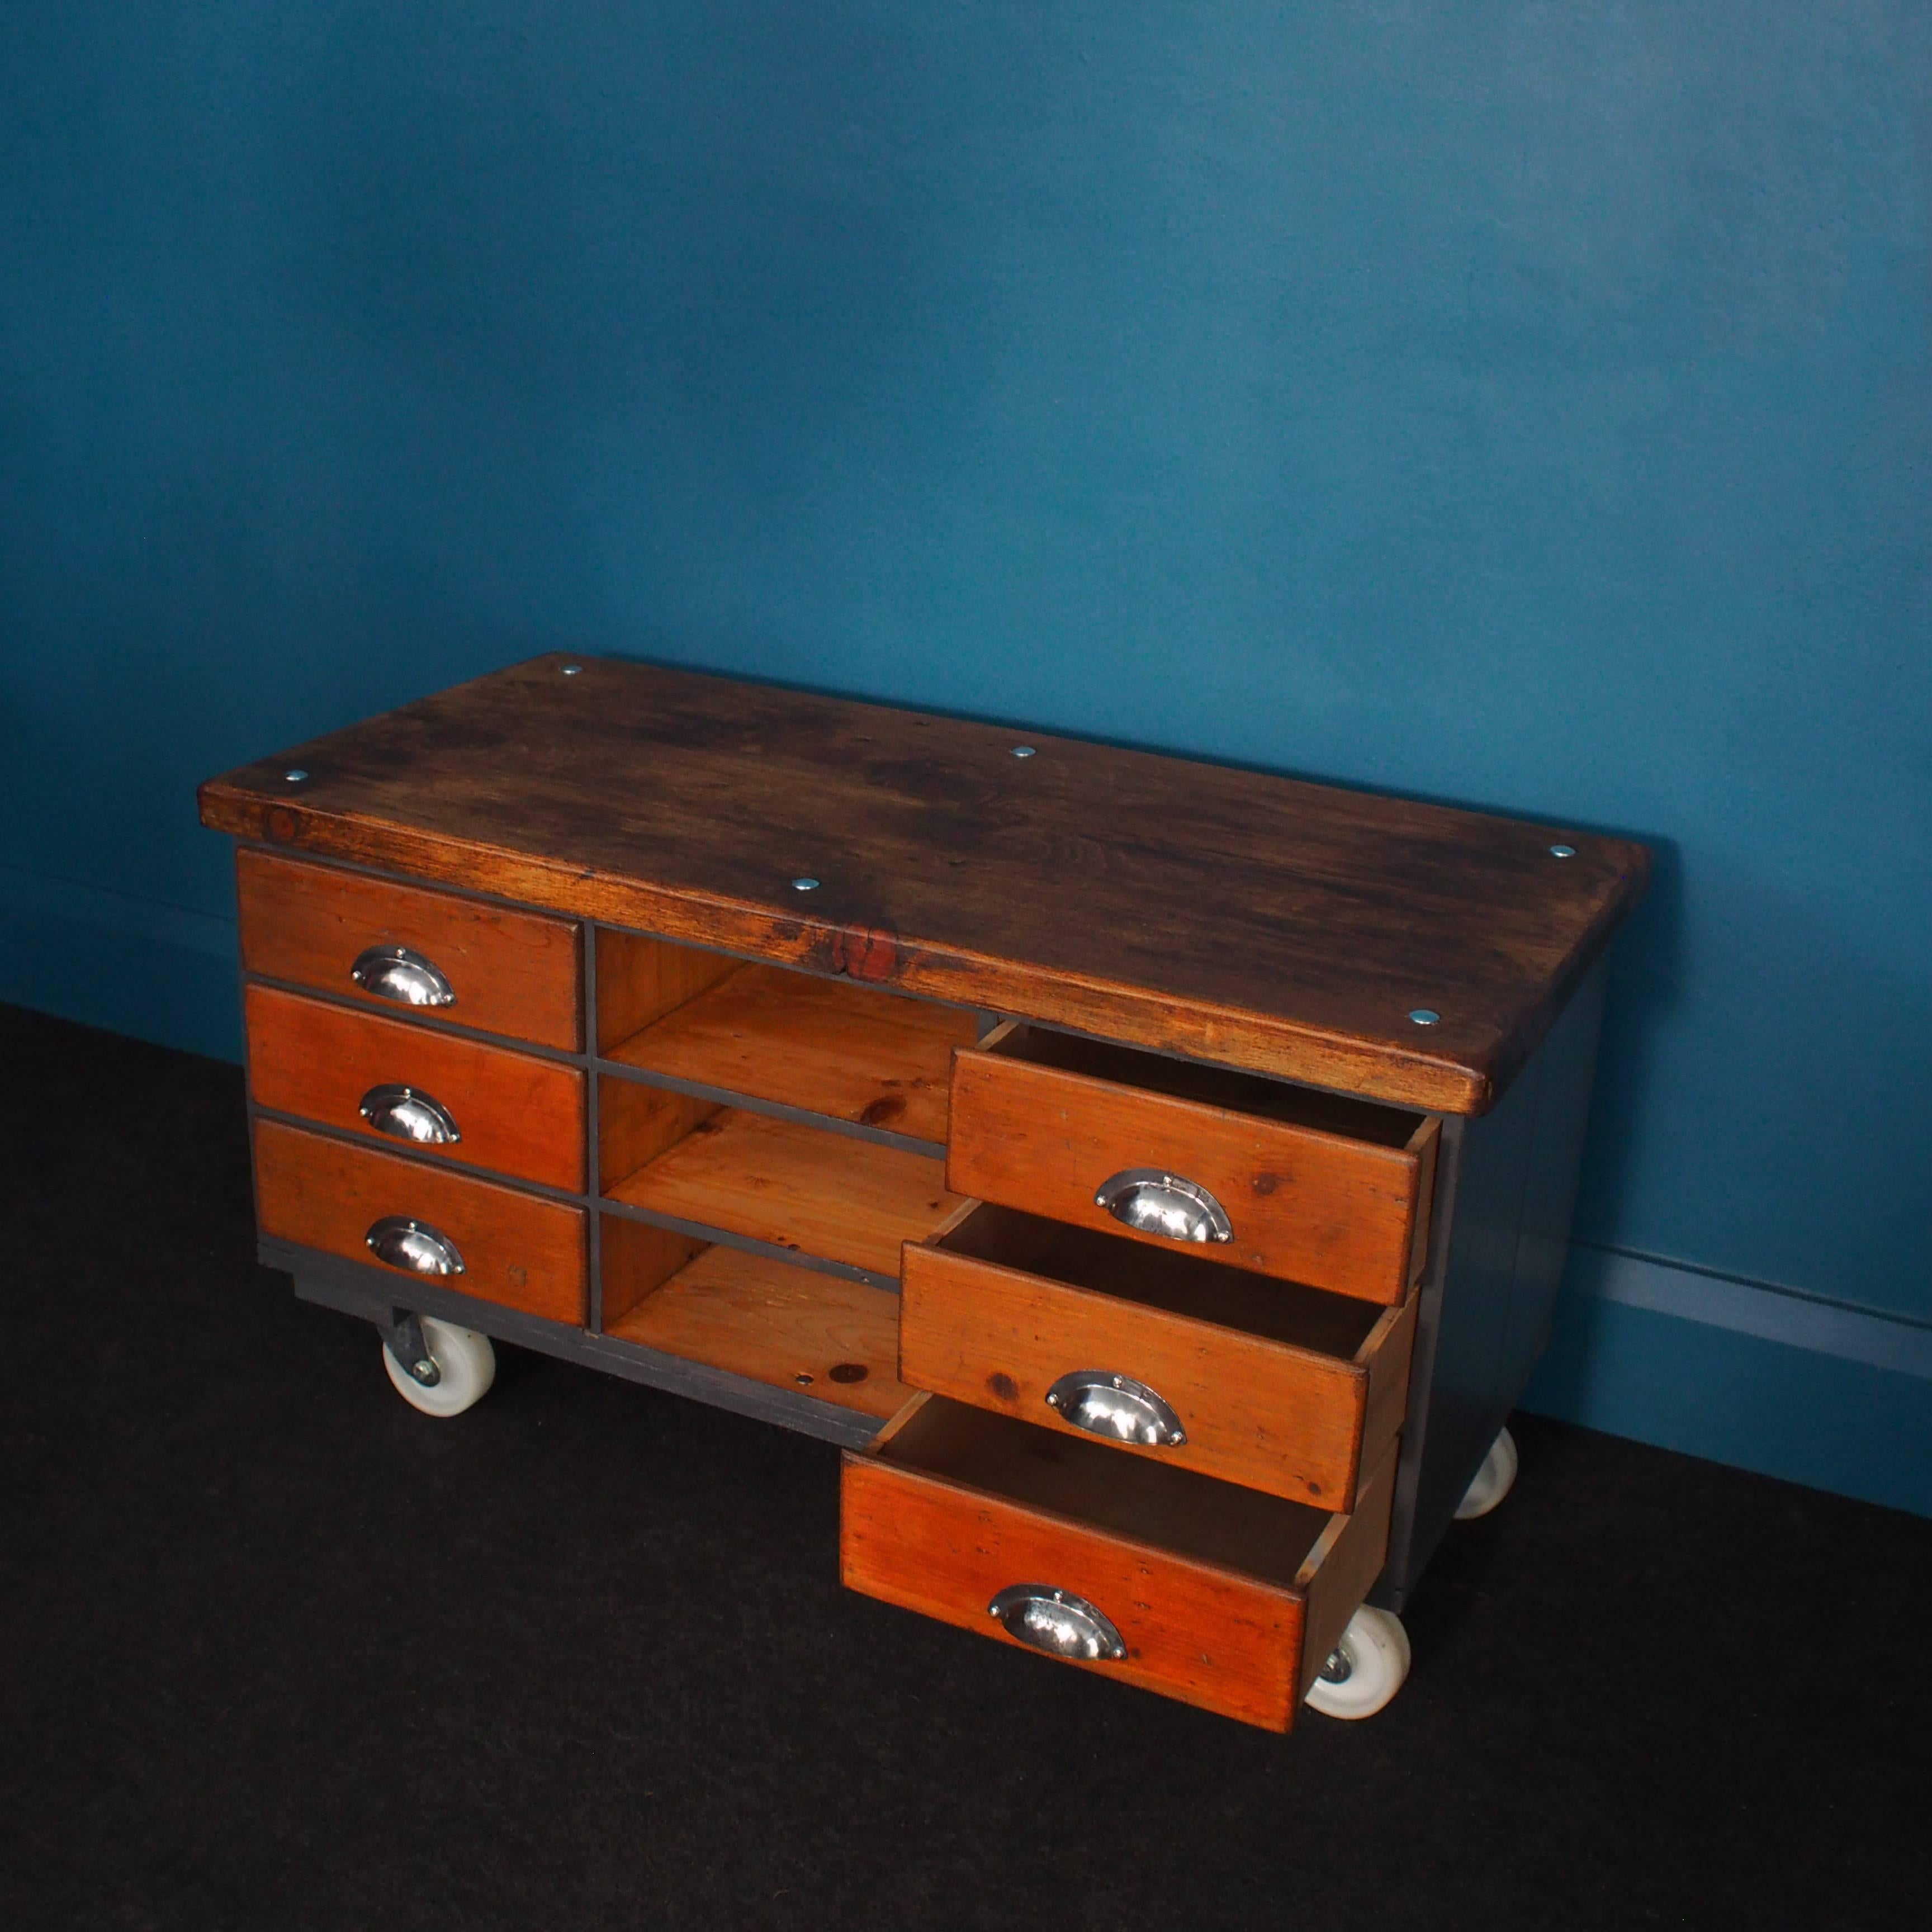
[840,1396,1390,1730]
[201,656,1650,1113]
[949,1026,1437,1302]
[598,1078,717,1196]
[593,928,738,1054]
[603,1106,963,1278]
[1295,1442,1399,1702]
[245,983,585,1190]
[602,1228,911,1420]
[605,962,976,1143]
[238,849,581,1050]
[898,1209,1417,1508]
[253,1118,586,1323]
[596,1214,707,1326]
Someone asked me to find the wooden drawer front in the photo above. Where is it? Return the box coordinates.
[247,985,585,1192]
[254,1119,586,1324]
[238,850,580,1050]
[841,1398,1395,1731]
[898,1206,1416,1510]
[948,1026,1438,1303]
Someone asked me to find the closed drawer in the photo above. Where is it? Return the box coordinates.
[899,1204,1415,1510]
[238,850,580,1050]
[245,983,585,1192]
[947,1024,1438,1303]
[841,1396,1396,1731]
[254,1118,586,1324]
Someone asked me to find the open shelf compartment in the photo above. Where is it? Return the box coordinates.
[595,928,978,1149]
[599,1078,965,1281]
[600,1216,913,1420]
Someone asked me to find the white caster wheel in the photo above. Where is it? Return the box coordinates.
[1305,1606,1411,1721]
[1454,1425,1519,1521]
[383,1317,496,1417]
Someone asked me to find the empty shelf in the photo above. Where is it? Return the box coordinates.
[602,1238,911,1422]
[603,963,976,1146]
[604,1106,964,1280]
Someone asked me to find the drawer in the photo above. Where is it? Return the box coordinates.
[841,1396,1396,1731]
[899,1204,1415,1509]
[245,984,585,1192]
[947,1024,1438,1303]
[237,850,581,1050]
[254,1118,586,1324]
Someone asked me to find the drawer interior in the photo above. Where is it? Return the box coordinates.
[600,1215,912,1420]
[982,1022,1427,1148]
[595,929,977,1146]
[598,1078,964,1281]
[934,1203,1387,1361]
[875,1397,1336,1589]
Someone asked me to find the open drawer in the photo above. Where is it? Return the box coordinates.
[947,1024,1439,1303]
[841,1396,1396,1731]
[899,1204,1416,1509]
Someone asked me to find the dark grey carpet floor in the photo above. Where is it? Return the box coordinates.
[2,1001,1926,1931]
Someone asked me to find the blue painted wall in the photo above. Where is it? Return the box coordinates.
[4,4,1928,1508]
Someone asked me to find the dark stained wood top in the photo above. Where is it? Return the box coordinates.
[200,655,1648,1113]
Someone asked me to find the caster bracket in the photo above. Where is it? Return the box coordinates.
[379,1309,442,1388]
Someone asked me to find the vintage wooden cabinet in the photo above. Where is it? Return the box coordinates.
[200,655,1647,1730]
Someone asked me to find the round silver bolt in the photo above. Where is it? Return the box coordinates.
[792,877,820,892]
[1549,844,1576,859]
[560,664,583,676]
[412,1360,436,1380]
[284,769,307,783]
[1012,746,1036,759]
[1409,1008,1441,1026]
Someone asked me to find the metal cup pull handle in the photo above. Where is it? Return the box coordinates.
[351,944,456,1009]
[1093,1168,1233,1244]
[987,1585,1126,1662]
[359,1083,462,1146]
[1045,1371,1187,1448]
[365,1215,466,1276]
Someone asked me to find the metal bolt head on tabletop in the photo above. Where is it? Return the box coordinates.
[284,769,307,783]
[792,877,820,892]
[1409,1008,1440,1026]
[1012,746,1036,758]
[560,664,583,676]
[1549,844,1576,858]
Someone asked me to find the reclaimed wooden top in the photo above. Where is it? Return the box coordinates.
[199,655,1647,1113]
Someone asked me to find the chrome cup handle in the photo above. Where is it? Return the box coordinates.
[987,1585,1126,1662]
[359,1084,462,1146]
[1045,1371,1187,1447]
[1093,1169,1233,1244]
[365,1215,466,1276]
[351,944,456,1008]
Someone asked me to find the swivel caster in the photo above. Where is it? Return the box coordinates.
[381,1313,496,1417]
[1454,1425,1519,1521]
[1305,1606,1411,1720]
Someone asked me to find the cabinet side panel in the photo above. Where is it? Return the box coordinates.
[1374,959,1607,1605]
[1498,965,1606,1401]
